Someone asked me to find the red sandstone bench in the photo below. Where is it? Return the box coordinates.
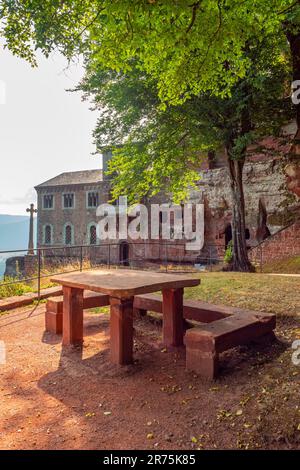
[133,294,276,379]
[184,313,276,379]
[45,291,110,334]
[45,292,276,379]
[45,292,232,334]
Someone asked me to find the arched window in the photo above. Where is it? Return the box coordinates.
[64,224,73,245]
[89,224,97,245]
[44,225,52,245]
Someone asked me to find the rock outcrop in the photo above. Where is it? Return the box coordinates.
[285,162,300,198]
[190,155,300,255]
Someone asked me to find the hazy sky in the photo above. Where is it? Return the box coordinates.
[0,48,100,215]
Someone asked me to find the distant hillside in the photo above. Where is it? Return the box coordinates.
[0,215,37,277]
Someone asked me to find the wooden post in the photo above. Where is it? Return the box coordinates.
[62,286,84,346]
[162,288,184,347]
[110,296,134,365]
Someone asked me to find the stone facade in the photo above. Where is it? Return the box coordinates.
[35,170,110,247]
[34,143,300,266]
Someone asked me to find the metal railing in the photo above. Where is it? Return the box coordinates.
[0,242,224,298]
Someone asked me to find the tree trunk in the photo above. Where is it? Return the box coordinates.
[226,154,254,272]
[287,29,300,144]
[285,28,300,195]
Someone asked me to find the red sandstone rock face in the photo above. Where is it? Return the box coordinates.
[285,163,300,198]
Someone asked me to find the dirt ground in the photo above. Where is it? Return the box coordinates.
[0,303,299,450]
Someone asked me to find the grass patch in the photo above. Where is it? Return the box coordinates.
[88,306,110,315]
[87,272,299,318]
[185,272,300,316]
[262,256,300,274]
[32,299,47,306]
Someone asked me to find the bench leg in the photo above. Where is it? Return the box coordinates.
[186,348,219,380]
[110,296,134,365]
[62,287,84,346]
[162,288,184,347]
[45,310,63,335]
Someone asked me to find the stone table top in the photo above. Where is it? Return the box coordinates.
[51,268,200,298]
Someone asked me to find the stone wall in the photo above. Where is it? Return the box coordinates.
[249,219,300,265]
[4,256,25,278]
[4,254,37,279]
[36,181,111,247]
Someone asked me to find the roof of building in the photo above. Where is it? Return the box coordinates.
[35,169,104,189]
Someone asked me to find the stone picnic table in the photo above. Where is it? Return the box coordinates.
[51,269,200,365]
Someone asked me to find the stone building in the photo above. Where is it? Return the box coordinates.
[34,140,300,266]
[35,169,110,248]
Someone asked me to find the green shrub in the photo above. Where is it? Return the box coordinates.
[0,277,33,299]
[224,241,233,264]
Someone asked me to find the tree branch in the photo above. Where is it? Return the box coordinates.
[186,2,201,33]
[73,7,105,41]
[277,1,300,17]
[177,130,189,146]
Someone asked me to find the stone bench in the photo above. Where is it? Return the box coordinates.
[45,291,276,380]
[184,313,276,379]
[133,293,232,323]
[45,292,232,334]
[45,291,110,334]
[133,294,276,379]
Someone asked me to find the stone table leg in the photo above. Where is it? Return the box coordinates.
[162,288,184,347]
[62,286,84,346]
[110,296,134,365]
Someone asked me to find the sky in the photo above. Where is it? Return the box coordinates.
[0,47,100,215]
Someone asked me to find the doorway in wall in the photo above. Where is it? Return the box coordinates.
[225,224,232,248]
[119,241,130,266]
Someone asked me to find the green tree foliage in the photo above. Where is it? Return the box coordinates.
[1,1,297,94]
[78,35,291,270]
[78,66,220,203]
[78,37,291,204]
[0,0,299,270]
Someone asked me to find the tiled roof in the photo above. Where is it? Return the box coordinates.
[35,169,104,188]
